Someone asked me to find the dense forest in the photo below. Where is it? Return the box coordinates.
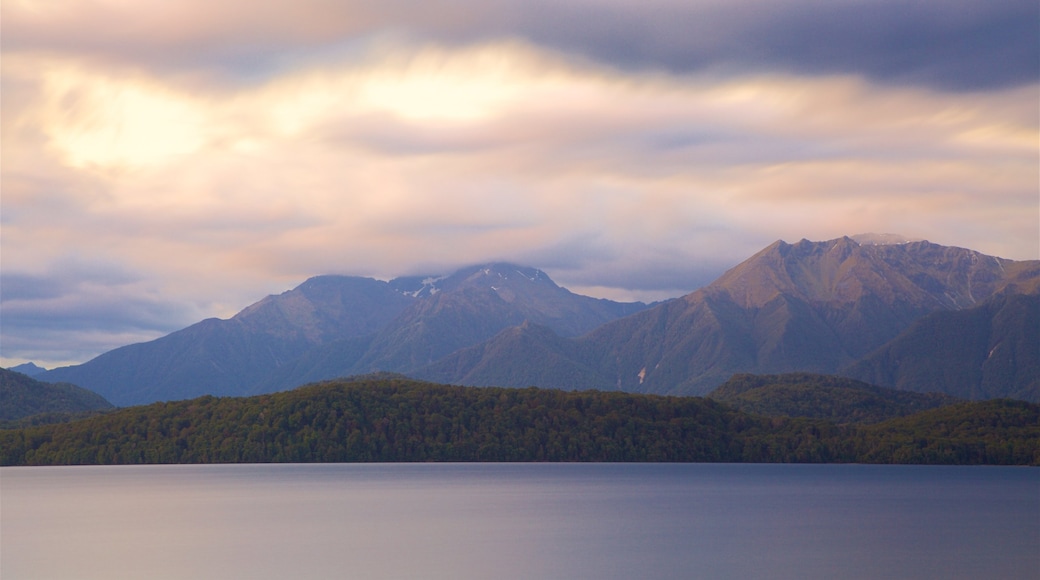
[2,376,1036,466]
[708,373,960,424]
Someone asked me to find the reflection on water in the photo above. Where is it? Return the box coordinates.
[2,463,1037,580]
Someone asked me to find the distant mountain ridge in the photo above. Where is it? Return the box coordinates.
[40,263,648,405]
[36,238,1040,405]
[8,362,47,377]
[41,275,414,404]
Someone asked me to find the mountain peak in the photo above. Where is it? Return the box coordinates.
[388,263,557,298]
[456,263,553,284]
[850,233,923,246]
[7,362,47,377]
[708,235,1025,311]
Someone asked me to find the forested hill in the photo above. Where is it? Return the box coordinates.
[0,368,113,424]
[708,373,960,424]
[2,377,1036,466]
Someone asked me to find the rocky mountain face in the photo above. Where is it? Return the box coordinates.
[417,237,1039,399]
[39,264,647,405]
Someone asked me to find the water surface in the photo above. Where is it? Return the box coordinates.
[2,463,1036,579]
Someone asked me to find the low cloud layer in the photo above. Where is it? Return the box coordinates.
[2,1,1037,367]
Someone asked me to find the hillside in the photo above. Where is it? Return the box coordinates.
[707,373,959,424]
[2,377,1036,466]
[844,292,1040,401]
[0,368,114,422]
[39,276,414,405]
[417,321,612,390]
[349,264,647,374]
[857,399,1040,464]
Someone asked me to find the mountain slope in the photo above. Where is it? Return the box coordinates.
[38,265,646,405]
[844,292,1040,401]
[416,322,613,390]
[257,264,647,390]
[425,237,1039,397]
[40,276,414,405]
[351,264,646,374]
[576,237,1037,395]
[1,368,114,421]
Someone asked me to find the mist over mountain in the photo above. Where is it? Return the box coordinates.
[36,237,1039,405]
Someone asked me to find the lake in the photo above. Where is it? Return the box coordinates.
[2,463,1036,579]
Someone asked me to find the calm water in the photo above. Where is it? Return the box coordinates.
[2,463,1036,580]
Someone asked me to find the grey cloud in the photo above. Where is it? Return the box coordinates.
[5,0,1035,91]
[0,261,196,364]
[510,231,751,297]
[0,257,141,301]
[550,257,728,300]
[0,296,187,365]
[511,0,1039,91]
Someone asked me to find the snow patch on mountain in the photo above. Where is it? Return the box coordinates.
[851,233,923,246]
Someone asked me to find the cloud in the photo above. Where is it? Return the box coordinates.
[5,0,1036,91]
[530,0,1039,91]
[1,3,1037,366]
[0,258,199,367]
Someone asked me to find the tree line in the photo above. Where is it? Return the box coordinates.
[2,377,1036,466]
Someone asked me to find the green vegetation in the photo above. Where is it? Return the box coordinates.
[0,409,115,430]
[2,376,1036,466]
[0,368,114,424]
[708,373,959,424]
[855,399,1040,464]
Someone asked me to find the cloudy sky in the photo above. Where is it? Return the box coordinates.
[2,0,1038,368]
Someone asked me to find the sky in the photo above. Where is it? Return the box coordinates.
[2,0,1038,369]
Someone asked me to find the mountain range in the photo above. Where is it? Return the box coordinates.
[420,236,1039,399]
[40,264,648,405]
[36,235,1040,405]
